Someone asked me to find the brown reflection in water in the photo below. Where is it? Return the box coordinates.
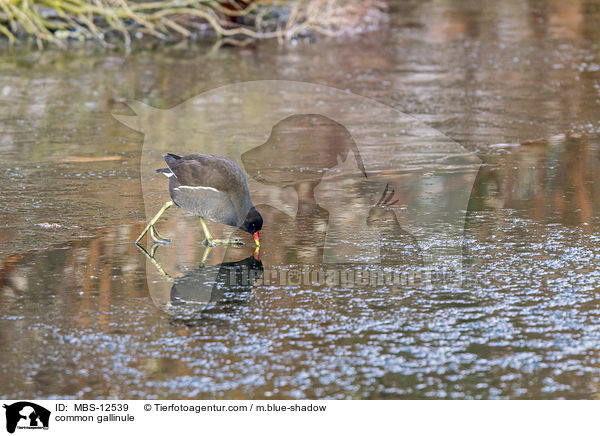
[470,135,598,225]
[0,225,148,326]
[464,134,600,269]
[0,225,153,397]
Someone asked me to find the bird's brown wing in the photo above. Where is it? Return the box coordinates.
[165,156,245,226]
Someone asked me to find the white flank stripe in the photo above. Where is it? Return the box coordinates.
[175,185,220,193]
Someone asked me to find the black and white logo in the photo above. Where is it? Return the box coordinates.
[3,402,50,434]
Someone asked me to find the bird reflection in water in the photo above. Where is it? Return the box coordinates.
[137,243,263,319]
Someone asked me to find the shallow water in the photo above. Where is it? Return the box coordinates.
[2,0,600,399]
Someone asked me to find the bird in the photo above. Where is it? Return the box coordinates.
[135,153,262,247]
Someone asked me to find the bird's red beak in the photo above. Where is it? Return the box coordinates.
[253,231,260,246]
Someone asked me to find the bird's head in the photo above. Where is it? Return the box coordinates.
[241,207,263,246]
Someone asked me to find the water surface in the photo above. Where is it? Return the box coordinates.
[2,0,600,399]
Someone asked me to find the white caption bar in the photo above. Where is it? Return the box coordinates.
[0,400,594,435]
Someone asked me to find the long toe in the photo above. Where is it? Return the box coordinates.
[151,236,171,245]
[150,226,171,244]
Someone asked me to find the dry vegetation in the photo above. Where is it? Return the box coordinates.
[0,0,387,48]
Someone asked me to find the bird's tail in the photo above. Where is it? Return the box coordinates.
[156,168,174,177]
[162,153,182,175]
[163,153,181,167]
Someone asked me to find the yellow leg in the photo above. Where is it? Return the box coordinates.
[200,245,212,265]
[136,201,174,244]
[135,243,213,283]
[199,217,244,247]
[199,217,213,242]
[135,243,173,283]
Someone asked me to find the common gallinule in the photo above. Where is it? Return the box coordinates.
[136,153,262,247]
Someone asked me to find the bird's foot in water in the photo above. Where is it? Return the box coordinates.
[149,225,171,244]
[134,242,173,282]
[203,238,244,247]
